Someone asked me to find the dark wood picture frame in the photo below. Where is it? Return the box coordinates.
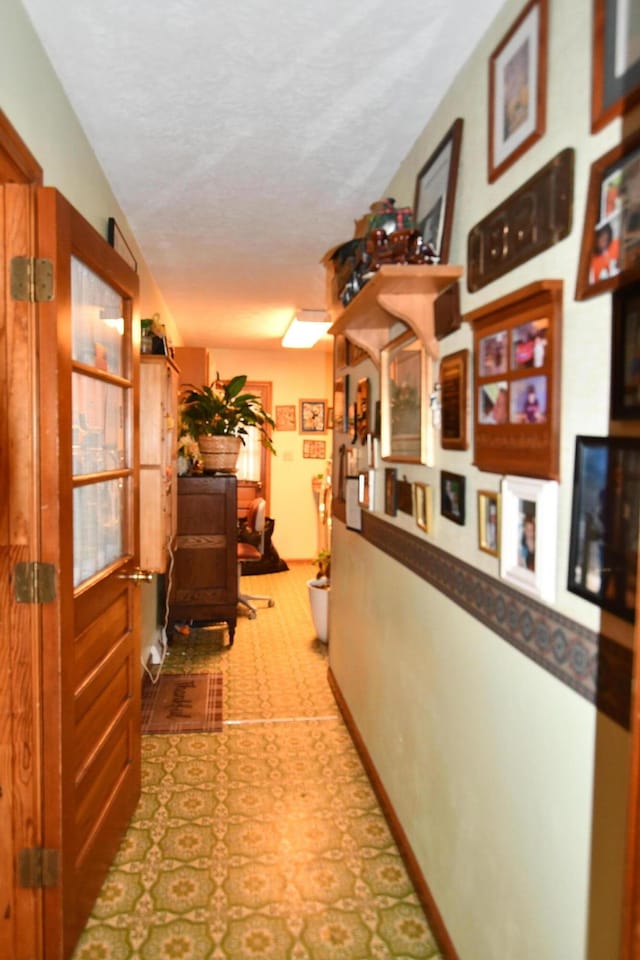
[591,0,640,133]
[413,117,463,263]
[384,467,398,517]
[612,280,640,419]
[441,470,466,525]
[439,348,469,450]
[333,374,349,432]
[575,129,640,301]
[107,216,138,272]
[568,435,640,623]
[466,280,562,480]
[299,398,327,434]
[488,0,548,183]
[356,377,370,444]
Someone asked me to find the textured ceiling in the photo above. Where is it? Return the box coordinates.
[21,0,504,350]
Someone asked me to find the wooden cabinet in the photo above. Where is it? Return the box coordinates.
[169,475,238,643]
[140,355,180,572]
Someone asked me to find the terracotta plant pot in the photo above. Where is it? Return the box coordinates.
[197,435,242,473]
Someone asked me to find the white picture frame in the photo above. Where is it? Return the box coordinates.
[500,474,558,602]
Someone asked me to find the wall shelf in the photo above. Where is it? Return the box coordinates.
[328,264,463,365]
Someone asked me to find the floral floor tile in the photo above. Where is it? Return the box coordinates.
[72,565,442,960]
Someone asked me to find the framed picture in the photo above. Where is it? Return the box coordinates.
[356,377,370,443]
[466,280,562,479]
[381,330,432,465]
[440,470,465,525]
[302,439,326,459]
[333,374,349,432]
[478,490,501,557]
[358,470,370,509]
[592,0,640,132]
[299,399,327,433]
[275,404,296,431]
[612,280,640,418]
[384,467,398,517]
[575,129,640,300]
[500,474,558,602]
[567,436,640,622]
[107,217,138,272]
[413,117,463,263]
[413,482,433,533]
[488,0,548,182]
[439,349,469,450]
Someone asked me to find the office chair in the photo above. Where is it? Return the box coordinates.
[237,497,275,619]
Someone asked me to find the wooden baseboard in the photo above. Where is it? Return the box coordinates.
[327,667,460,960]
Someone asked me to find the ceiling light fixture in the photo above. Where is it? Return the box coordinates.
[281,309,331,348]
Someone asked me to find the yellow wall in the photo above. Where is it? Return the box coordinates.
[211,346,334,559]
[329,1,632,958]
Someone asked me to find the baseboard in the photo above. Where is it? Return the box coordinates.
[327,667,460,960]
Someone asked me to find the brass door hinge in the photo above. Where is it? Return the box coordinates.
[18,848,59,888]
[14,561,56,603]
[10,256,54,302]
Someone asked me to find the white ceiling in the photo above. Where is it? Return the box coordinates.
[21,0,504,351]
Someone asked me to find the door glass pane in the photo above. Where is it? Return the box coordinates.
[72,373,126,474]
[73,479,126,587]
[71,258,130,587]
[71,256,124,374]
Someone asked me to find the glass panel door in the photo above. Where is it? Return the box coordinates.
[70,256,132,587]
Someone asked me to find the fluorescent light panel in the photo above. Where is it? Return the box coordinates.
[282,310,331,348]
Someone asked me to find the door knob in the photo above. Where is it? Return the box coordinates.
[117,567,153,583]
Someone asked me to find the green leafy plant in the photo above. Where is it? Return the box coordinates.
[180,374,276,454]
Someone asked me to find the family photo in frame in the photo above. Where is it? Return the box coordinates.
[576,129,640,300]
[568,435,640,622]
[500,475,558,602]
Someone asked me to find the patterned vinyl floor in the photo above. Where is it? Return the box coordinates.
[72,563,442,960]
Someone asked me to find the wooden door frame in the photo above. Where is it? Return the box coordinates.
[243,380,272,515]
[0,112,45,960]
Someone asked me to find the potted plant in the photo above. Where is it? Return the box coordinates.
[180,374,275,472]
[308,549,330,643]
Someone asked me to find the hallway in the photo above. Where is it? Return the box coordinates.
[71,563,442,960]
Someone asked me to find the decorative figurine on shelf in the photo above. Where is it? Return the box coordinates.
[324,197,439,308]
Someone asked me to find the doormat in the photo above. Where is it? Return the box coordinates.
[141,673,223,735]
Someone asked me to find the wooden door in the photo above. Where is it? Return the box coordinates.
[0,181,44,960]
[36,188,142,960]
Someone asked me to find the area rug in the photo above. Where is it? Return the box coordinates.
[141,672,223,734]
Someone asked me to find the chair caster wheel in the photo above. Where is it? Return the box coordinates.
[268,599,275,608]
[248,610,256,620]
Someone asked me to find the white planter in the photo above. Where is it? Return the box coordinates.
[307,578,330,643]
